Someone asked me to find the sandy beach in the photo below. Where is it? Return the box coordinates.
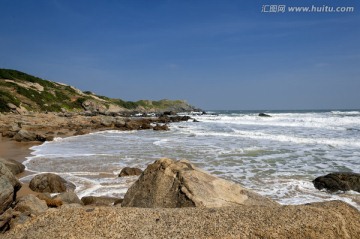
[0,135,41,198]
[1,115,360,238]
[0,135,39,164]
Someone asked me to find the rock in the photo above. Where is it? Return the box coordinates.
[2,200,360,238]
[29,173,76,193]
[125,121,142,130]
[36,194,63,207]
[105,104,125,115]
[162,111,176,116]
[114,118,126,128]
[9,211,31,229]
[0,162,22,214]
[259,113,271,117]
[100,117,114,127]
[122,158,278,208]
[153,124,169,131]
[12,129,47,142]
[118,167,143,177]
[14,195,48,216]
[81,196,120,206]
[0,158,25,175]
[53,192,82,205]
[0,208,13,232]
[13,129,37,142]
[6,103,17,110]
[81,100,107,114]
[313,172,360,192]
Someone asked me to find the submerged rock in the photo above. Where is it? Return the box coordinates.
[122,158,278,208]
[153,124,169,131]
[258,113,271,117]
[313,172,360,192]
[29,173,76,193]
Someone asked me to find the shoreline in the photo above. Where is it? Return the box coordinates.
[0,135,42,197]
[0,113,191,199]
[1,114,360,238]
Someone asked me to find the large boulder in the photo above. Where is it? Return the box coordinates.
[14,195,48,216]
[0,158,25,175]
[313,172,360,192]
[0,162,22,214]
[29,173,76,193]
[12,130,46,142]
[122,158,278,208]
[13,129,37,142]
[118,167,143,177]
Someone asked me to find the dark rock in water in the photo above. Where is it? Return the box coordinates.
[81,196,120,206]
[29,173,76,193]
[313,172,360,193]
[258,113,271,117]
[153,124,169,131]
[162,111,176,116]
[193,119,200,122]
[118,167,143,177]
[122,158,278,208]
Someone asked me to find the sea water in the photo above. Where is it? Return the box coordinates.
[21,110,360,209]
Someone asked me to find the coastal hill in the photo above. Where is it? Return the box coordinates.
[0,69,200,114]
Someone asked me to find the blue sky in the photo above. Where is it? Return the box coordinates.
[0,0,359,110]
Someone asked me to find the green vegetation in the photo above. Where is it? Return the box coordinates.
[0,68,197,113]
[0,69,55,88]
[0,89,20,112]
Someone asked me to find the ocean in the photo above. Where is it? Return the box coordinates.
[21,110,360,209]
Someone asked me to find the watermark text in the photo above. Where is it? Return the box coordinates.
[261,5,355,13]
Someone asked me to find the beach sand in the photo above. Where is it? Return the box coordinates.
[0,135,40,163]
[0,135,40,197]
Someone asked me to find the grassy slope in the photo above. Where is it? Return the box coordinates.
[0,69,197,113]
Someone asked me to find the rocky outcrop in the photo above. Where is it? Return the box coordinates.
[0,162,21,214]
[14,195,48,216]
[29,173,76,193]
[313,172,360,192]
[0,113,193,142]
[81,100,107,114]
[3,200,360,238]
[118,167,143,177]
[0,158,25,175]
[122,158,278,208]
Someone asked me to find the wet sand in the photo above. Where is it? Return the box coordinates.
[0,135,40,163]
[0,135,41,197]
